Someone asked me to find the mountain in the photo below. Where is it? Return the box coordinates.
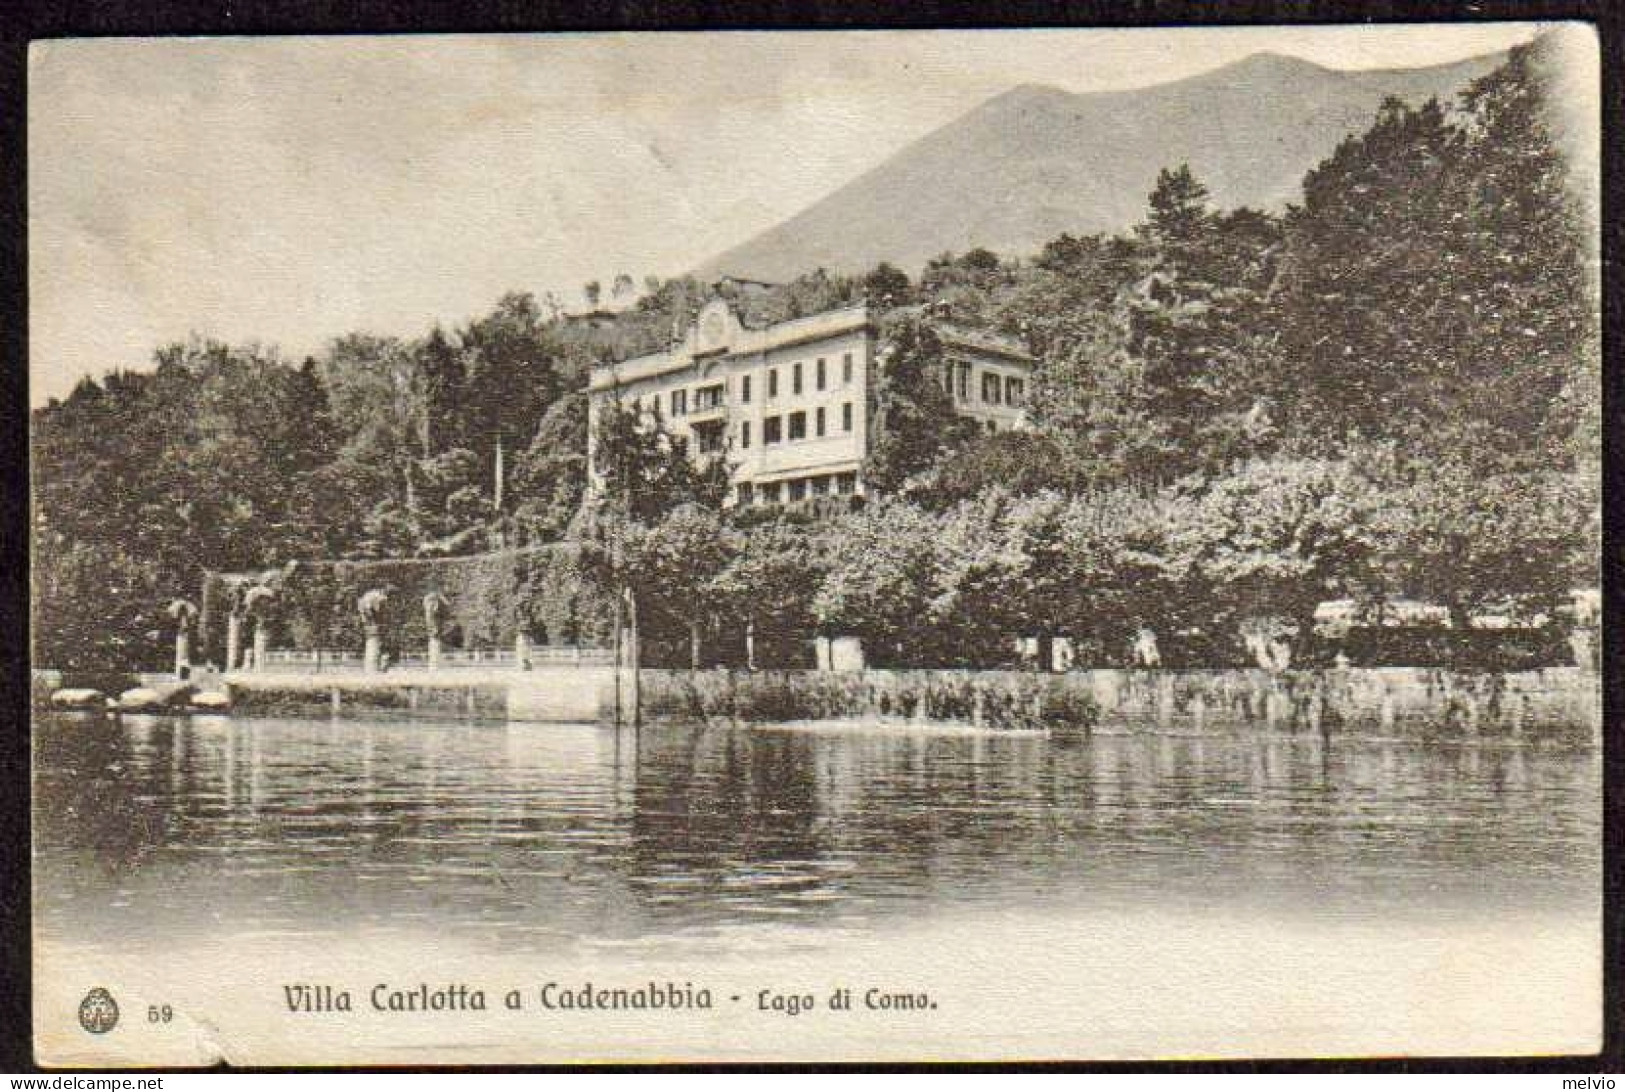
[696,50,1505,282]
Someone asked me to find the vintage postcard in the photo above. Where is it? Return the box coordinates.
[29,24,1601,1066]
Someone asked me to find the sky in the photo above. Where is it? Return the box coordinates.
[29,23,1551,405]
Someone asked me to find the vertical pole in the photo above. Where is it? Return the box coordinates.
[628,588,642,732]
[612,588,624,728]
[494,436,505,512]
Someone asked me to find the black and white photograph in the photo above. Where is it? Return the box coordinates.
[27,22,1602,1065]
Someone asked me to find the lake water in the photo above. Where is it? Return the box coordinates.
[33,712,1602,1063]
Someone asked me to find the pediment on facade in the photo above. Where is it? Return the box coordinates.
[693,298,737,355]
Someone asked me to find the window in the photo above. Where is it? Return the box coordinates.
[816,358,826,390]
[842,402,853,432]
[793,362,803,395]
[671,388,687,416]
[836,472,856,496]
[761,482,781,505]
[740,421,751,449]
[957,362,970,400]
[737,482,754,506]
[842,352,853,385]
[741,374,752,404]
[788,478,808,502]
[697,427,723,454]
[810,475,830,497]
[982,372,1002,404]
[942,364,955,394]
[764,416,782,445]
[788,410,807,441]
[815,406,826,437]
[1006,376,1024,406]
[768,368,778,400]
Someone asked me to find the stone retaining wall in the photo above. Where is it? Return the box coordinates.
[225,664,609,722]
[1078,666,1598,740]
[636,666,1600,741]
[635,668,1098,732]
[216,664,1601,741]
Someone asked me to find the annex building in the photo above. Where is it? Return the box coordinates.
[587,296,1034,507]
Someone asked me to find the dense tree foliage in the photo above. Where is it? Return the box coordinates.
[863,314,980,495]
[33,38,1595,673]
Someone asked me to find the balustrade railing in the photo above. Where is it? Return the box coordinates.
[260,646,612,673]
[261,650,363,669]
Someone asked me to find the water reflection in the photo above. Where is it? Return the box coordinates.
[34,713,1598,954]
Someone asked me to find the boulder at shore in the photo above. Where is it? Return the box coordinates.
[189,690,231,711]
[50,688,106,709]
[117,687,163,711]
[118,683,197,712]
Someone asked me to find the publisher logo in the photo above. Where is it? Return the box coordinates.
[78,988,119,1034]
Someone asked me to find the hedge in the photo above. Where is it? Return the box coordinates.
[200,542,613,663]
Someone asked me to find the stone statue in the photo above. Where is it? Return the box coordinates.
[359,588,390,672]
[1131,628,1161,669]
[422,591,447,636]
[423,591,449,670]
[359,588,389,631]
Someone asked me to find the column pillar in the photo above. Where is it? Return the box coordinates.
[174,629,191,678]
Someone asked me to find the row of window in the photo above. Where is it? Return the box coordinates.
[633,355,1022,424]
[752,351,856,404]
[738,471,859,506]
[942,361,1026,407]
[667,383,726,417]
[652,353,857,418]
[739,402,855,448]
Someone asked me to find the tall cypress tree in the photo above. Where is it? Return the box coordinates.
[417,326,466,458]
[1124,165,1280,481]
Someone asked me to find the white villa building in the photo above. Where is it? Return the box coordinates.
[586,296,1034,507]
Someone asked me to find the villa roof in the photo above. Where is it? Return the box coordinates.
[588,298,1033,391]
